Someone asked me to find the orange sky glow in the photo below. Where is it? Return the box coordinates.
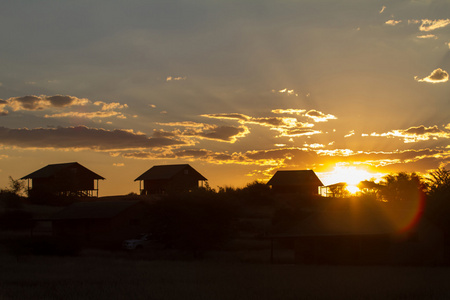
[0,1,449,196]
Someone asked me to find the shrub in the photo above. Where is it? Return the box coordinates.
[0,210,35,231]
[148,190,237,256]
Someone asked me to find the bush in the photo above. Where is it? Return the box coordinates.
[148,190,237,256]
[0,210,35,231]
[8,237,81,257]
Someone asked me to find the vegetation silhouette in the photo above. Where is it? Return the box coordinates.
[2,168,450,264]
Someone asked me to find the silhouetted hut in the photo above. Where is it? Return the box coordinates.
[49,201,151,242]
[21,162,104,197]
[135,164,207,195]
[267,170,323,195]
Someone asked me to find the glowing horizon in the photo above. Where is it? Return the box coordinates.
[0,1,449,196]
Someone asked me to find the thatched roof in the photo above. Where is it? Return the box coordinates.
[134,164,207,181]
[21,162,104,180]
[267,170,323,187]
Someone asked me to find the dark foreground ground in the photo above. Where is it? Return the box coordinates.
[1,251,450,300]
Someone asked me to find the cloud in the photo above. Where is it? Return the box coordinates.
[272,109,337,122]
[305,110,337,122]
[344,130,355,138]
[303,143,325,149]
[94,101,128,111]
[272,128,322,138]
[418,19,450,32]
[202,109,335,139]
[166,76,187,81]
[7,95,89,111]
[4,95,129,119]
[156,121,249,142]
[385,20,402,26]
[0,100,8,116]
[379,6,386,14]
[0,126,184,151]
[417,34,437,39]
[365,125,450,143]
[415,68,449,83]
[271,109,306,115]
[272,88,298,96]
[121,145,450,182]
[45,111,127,119]
[202,113,305,128]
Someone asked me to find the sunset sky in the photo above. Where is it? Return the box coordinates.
[1,0,449,196]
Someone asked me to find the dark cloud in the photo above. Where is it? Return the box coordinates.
[403,125,442,135]
[10,96,42,110]
[427,69,449,81]
[7,95,89,111]
[0,126,184,150]
[47,95,78,107]
[152,129,178,138]
[155,123,249,142]
[198,125,247,142]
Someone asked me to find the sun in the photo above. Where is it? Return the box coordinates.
[319,166,383,195]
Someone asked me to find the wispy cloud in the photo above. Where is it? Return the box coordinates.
[94,101,128,111]
[379,6,386,14]
[365,125,450,143]
[418,19,450,32]
[271,109,306,115]
[415,68,449,83]
[417,34,437,39]
[344,130,355,138]
[272,109,337,123]
[385,20,402,26]
[202,113,306,128]
[166,76,187,81]
[272,88,298,96]
[305,110,337,122]
[45,111,127,119]
[155,121,249,143]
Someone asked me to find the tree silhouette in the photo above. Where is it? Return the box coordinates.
[427,167,450,195]
[379,172,425,203]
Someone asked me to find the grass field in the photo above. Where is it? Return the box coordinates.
[1,252,450,300]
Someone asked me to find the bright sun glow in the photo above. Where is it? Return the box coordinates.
[319,166,383,195]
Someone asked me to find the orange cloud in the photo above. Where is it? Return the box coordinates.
[415,68,449,83]
[418,19,450,32]
[305,110,337,122]
[385,20,402,26]
[365,125,450,143]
